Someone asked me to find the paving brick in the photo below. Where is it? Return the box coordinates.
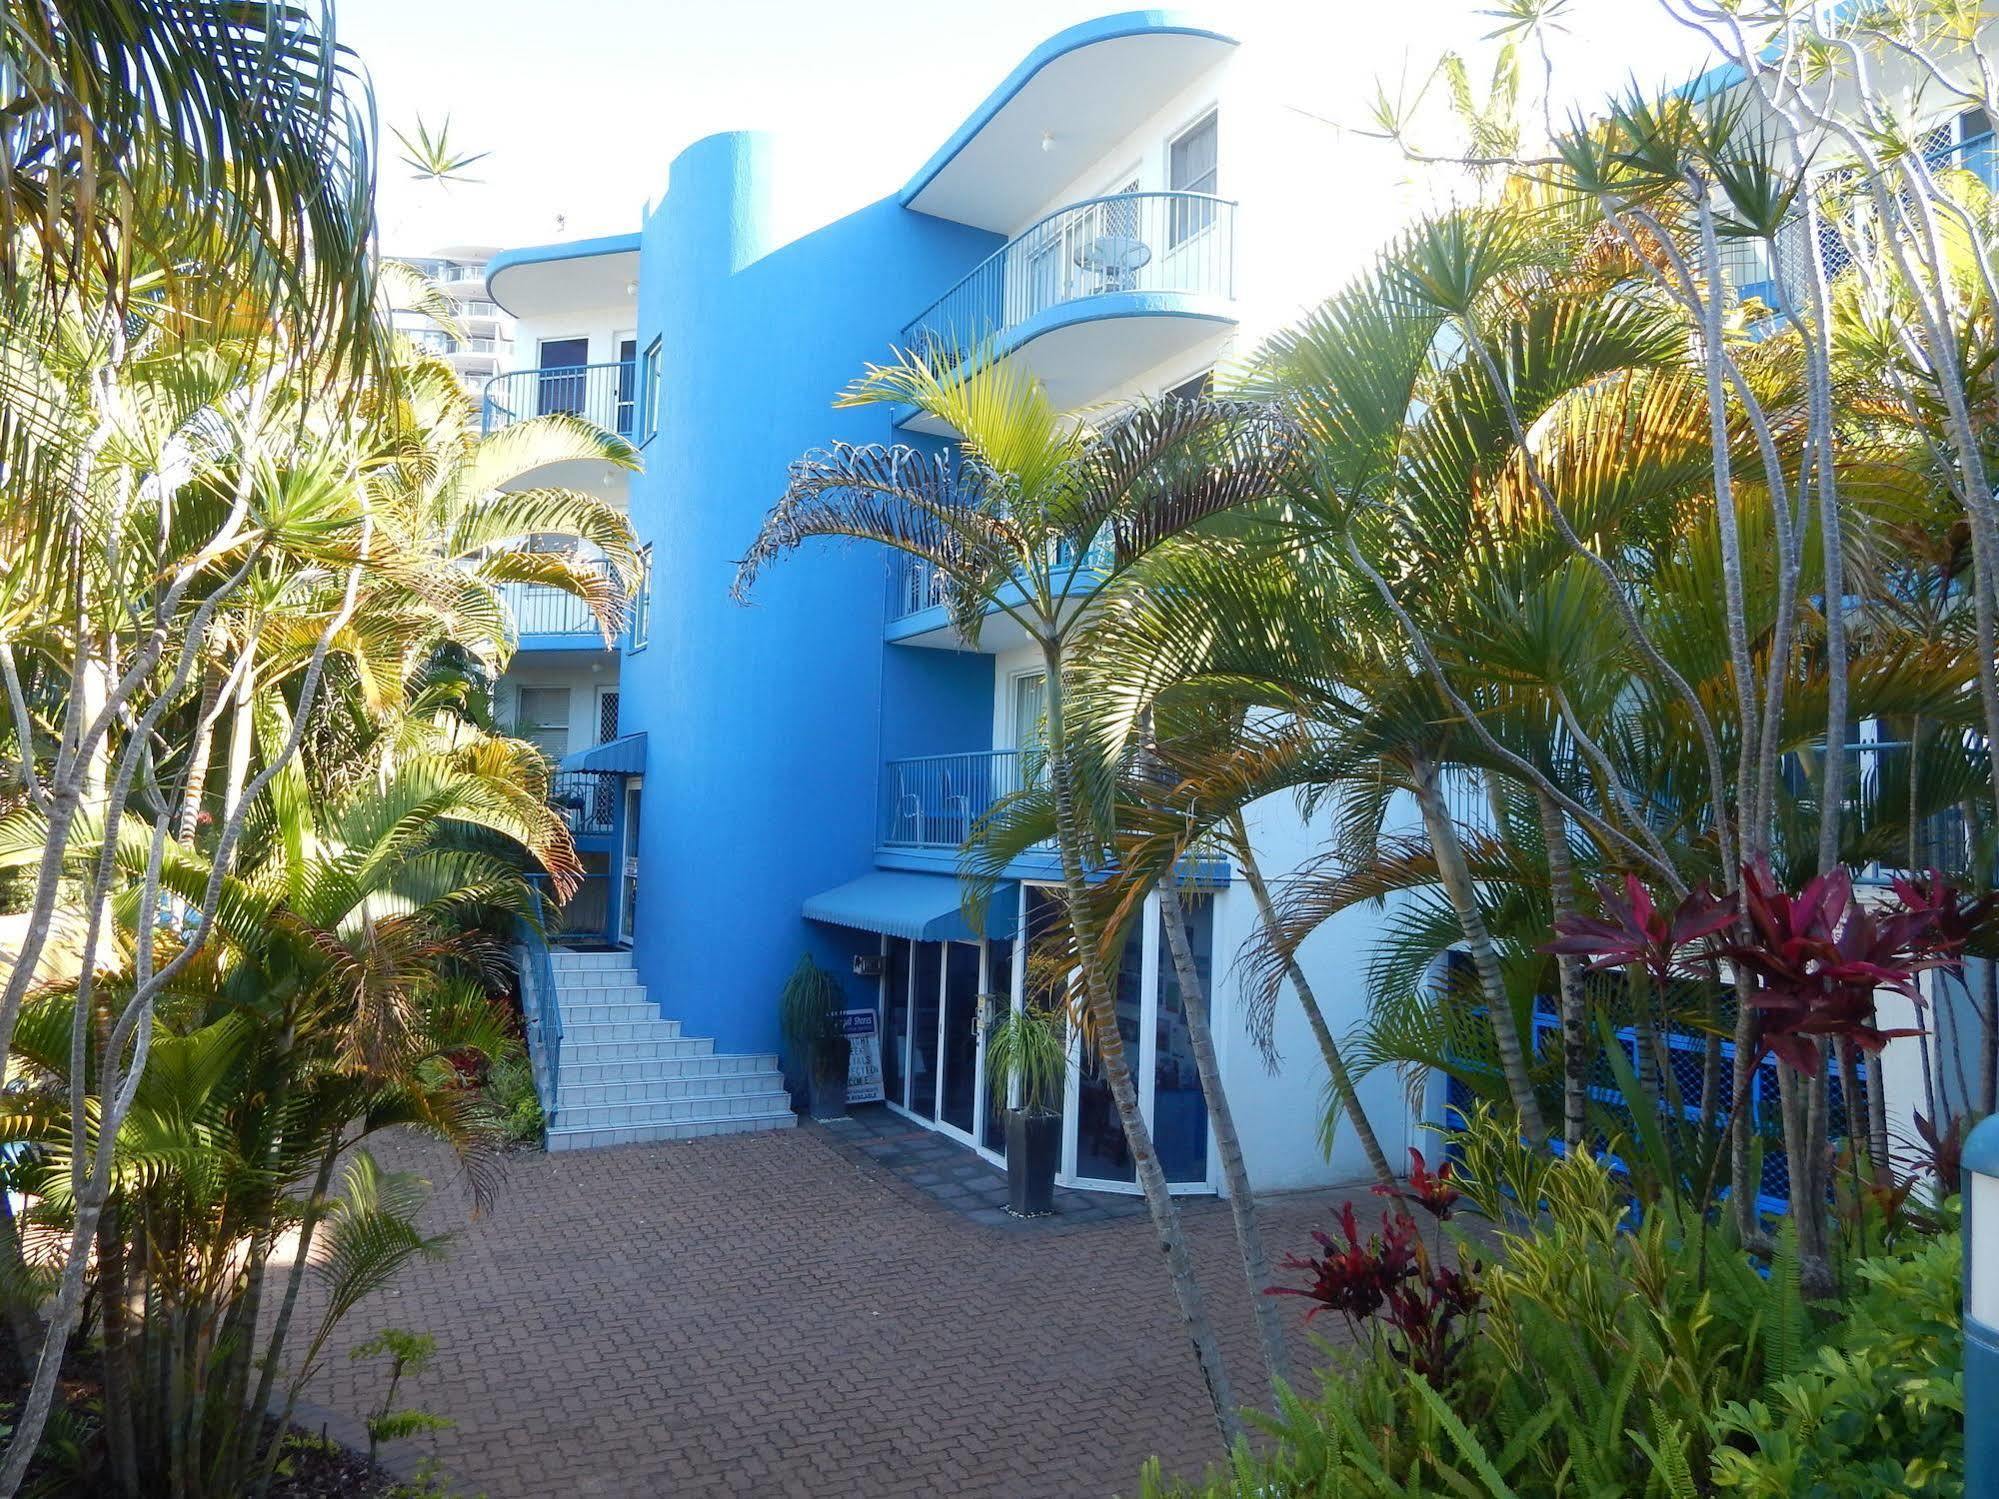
[291,1124,1371,1498]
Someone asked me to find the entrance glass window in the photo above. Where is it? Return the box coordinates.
[1075,915,1144,1184]
[882,941,907,1109]
[981,937,1014,1155]
[1155,898,1213,1184]
[939,942,981,1135]
[909,941,942,1120]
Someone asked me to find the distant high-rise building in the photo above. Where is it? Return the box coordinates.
[386,243,514,396]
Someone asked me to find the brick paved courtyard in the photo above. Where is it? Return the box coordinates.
[294,1116,1375,1498]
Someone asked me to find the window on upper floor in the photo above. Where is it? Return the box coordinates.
[627,543,653,652]
[641,337,662,445]
[1169,112,1219,248]
[517,686,570,763]
[1166,370,1213,402]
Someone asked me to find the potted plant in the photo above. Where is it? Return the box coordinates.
[985,1000,1067,1216]
[779,952,850,1120]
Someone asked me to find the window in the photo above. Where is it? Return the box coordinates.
[641,337,662,444]
[597,690,621,745]
[1168,111,1218,246]
[627,544,652,652]
[517,687,570,763]
[1166,370,1213,403]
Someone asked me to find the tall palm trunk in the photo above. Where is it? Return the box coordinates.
[1225,812,1398,1191]
[1158,879,1287,1402]
[1535,789,1589,1150]
[1411,754,1548,1140]
[1040,641,1240,1448]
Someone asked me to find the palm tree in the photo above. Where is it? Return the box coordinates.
[0,691,570,1496]
[734,352,1289,1444]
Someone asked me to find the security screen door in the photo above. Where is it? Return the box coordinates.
[536,337,589,417]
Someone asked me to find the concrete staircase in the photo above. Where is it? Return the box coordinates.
[531,949,796,1152]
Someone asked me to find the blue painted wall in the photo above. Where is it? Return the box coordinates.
[619,129,998,1054]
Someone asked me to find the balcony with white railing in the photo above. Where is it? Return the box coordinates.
[483,359,650,445]
[898,191,1237,430]
[500,559,626,651]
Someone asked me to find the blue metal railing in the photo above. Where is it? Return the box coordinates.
[902,191,1236,363]
[500,558,623,643]
[880,749,1035,849]
[517,881,565,1128]
[482,358,649,443]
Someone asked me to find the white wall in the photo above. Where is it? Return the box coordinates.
[988,645,1416,1193]
[508,299,639,374]
[493,656,622,760]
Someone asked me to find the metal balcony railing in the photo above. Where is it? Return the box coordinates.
[500,558,623,643]
[902,191,1236,363]
[884,533,1113,624]
[551,769,620,837]
[880,749,1041,850]
[483,359,648,443]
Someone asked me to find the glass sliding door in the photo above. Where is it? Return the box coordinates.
[938,942,981,1136]
[882,940,908,1110]
[1155,898,1213,1184]
[909,941,942,1120]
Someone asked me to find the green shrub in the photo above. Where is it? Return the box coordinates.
[484,1053,544,1144]
[1136,1107,1961,1499]
[1709,1230,1963,1496]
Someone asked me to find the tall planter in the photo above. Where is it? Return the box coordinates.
[1005,1110,1061,1216]
[810,1034,851,1121]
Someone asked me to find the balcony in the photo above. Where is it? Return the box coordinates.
[500,560,625,651]
[899,191,1236,429]
[880,750,1030,851]
[483,359,649,444]
[884,535,1110,646]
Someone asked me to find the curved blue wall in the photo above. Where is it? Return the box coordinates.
[622,131,997,1055]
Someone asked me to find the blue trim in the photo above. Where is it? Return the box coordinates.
[515,632,622,655]
[484,232,642,317]
[889,295,1238,432]
[1968,1112,1999,1178]
[898,10,1237,209]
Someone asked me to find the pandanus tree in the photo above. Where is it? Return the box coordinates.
[734,352,1290,1443]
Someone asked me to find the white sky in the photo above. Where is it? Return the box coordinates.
[338,0,1718,255]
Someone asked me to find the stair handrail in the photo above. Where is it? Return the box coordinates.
[517,878,564,1128]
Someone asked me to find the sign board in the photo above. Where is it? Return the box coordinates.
[842,1009,883,1105]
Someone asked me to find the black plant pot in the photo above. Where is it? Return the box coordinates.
[808,1037,851,1121]
[1005,1110,1061,1217]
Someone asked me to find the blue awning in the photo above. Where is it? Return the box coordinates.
[558,732,646,775]
[803,871,1016,943]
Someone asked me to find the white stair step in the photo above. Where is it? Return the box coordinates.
[561,1020,685,1046]
[558,1053,778,1086]
[545,1112,797,1150]
[557,1002,671,1028]
[560,1035,715,1062]
[557,1074,784,1110]
[549,983,651,1004]
[558,1091,794,1131]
